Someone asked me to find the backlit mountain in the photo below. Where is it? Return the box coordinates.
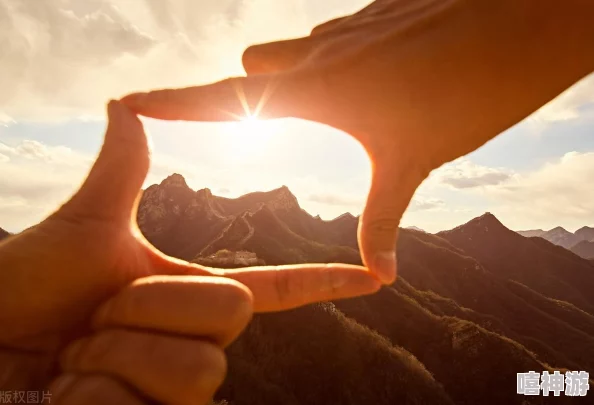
[137,175,594,405]
[519,224,594,255]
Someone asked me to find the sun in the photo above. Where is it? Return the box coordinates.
[221,115,278,161]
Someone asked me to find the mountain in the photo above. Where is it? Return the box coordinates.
[519,226,582,249]
[439,213,594,313]
[0,227,9,241]
[138,176,594,405]
[137,174,360,264]
[575,226,594,242]
[518,225,594,249]
[516,229,545,238]
[405,226,425,233]
[571,239,594,259]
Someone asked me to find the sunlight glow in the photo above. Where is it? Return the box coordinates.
[221,115,279,162]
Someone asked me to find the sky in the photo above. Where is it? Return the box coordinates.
[1,0,594,234]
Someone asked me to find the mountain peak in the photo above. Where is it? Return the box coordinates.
[439,212,509,238]
[466,212,506,230]
[333,212,355,221]
[265,186,299,211]
[161,173,188,188]
[575,226,594,242]
[406,226,425,233]
[549,226,569,233]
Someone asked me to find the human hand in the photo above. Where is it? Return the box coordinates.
[120,0,594,284]
[50,275,250,404]
[0,101,380,399]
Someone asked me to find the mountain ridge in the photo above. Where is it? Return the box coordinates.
[133,174,594,404]
[518,224,594,252]
[2,174,594,404]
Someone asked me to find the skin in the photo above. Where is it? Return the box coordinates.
[2,1,594,403]
[0,101,380,404]
[121,0,594,285]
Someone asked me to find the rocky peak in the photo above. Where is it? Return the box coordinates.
[474,212,507,229]
[161,173,189,189]
[440,212,509,237]
[264,186,299,211]
[331,212,357,224]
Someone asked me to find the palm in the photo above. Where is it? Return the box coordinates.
[1,220,145,351]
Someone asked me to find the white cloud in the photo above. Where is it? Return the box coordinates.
[408,197,445,212]
[0,0,369,122]
[0,140,93,230]
[487,152,594,225]
[434,158,512,189]
[307,192,363,207]
[431,152,594,230]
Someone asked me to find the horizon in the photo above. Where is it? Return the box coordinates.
[134,172,594,235]
[1,0,593,234]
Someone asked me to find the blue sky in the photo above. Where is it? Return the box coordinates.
[1,0,593,233]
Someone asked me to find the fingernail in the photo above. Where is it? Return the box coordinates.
[121,92,148,109]
[51,374,77,400]
[374,251,397,284]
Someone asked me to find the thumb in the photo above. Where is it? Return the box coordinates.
[58,100,150,223]
[358,155,427,285]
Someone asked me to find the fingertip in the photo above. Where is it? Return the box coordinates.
[120,93,148,112]
[373,251,397,285]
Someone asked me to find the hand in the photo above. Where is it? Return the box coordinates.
[0,101,380,398]
[120,0,594,284]
[50,275,252,405]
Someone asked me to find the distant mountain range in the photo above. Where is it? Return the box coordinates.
[133,175,594,405]
[137,174,360,266]
[518,226,594,259]
[0,227,9,241]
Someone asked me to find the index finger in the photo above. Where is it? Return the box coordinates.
[161,257,381,312]
[216,263,381,313]
[120,74,303,122]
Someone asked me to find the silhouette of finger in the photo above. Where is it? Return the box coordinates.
[120,73,307,122]
[358,154,429,284]
[242,36,319,75]
[57,101,149,223]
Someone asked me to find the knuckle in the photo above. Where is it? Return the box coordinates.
[364,216,401,236]
[221,280,254,315]
[274,270,303,305]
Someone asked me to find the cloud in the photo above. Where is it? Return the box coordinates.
[435,158,512,189]
[408,197,445,212]
[307,192,363,207]
[0,140,93,230]
[486,152,594,223]
[432,152,594,230]
[0,0,368,122]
